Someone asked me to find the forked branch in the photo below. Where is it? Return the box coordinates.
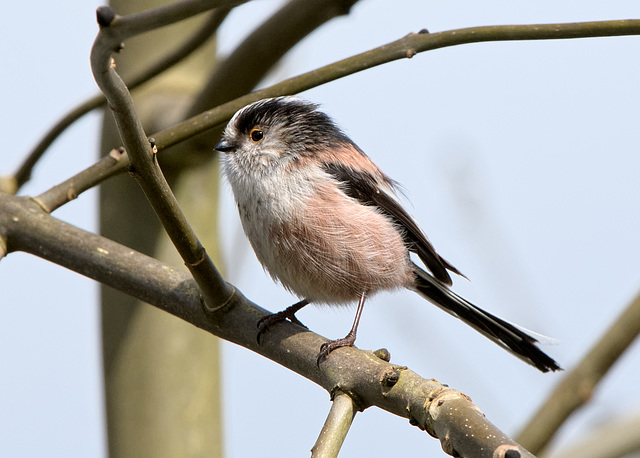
[90,3,235,311]
[517,291,640,454]
[1,192,536,458]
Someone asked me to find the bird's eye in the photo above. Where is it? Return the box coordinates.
[250,128,264,143]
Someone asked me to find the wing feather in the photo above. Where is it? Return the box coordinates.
[321,160,463,285]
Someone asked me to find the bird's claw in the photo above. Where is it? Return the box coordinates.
[256,309,308,344]
[316,334,357,366]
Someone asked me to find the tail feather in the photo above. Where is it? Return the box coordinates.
[413,266,561,373]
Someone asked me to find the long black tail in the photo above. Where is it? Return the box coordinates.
[413,266,561,372]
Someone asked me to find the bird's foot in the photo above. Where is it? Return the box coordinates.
[316,333,357,366]
[256,299,309,344]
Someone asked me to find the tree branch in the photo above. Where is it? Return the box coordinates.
[311,391,357,458]
[151,19,640,152]
[86,0,362,313]
[96,0,246,39]
[18,19,640,212]
[517,290,640,455]
[1,191,536,457]
[34,148,128,213]
[13,7,229,191]
[91,4,234,310]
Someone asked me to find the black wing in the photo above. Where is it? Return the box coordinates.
[322,162,463,286]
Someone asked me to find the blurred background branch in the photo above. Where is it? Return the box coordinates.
[517,290,640,455]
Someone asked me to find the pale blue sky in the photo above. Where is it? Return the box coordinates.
[2,1,640,457]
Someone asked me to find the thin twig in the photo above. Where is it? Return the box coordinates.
[34,149,129,213]
[517,290,640,455]
[152,19,640,152]
[13,7,230,191]
[29,19,640,209]
[101,0,246,40]
[311,391,358,458]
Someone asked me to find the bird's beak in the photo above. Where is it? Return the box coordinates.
[214,139,235,153]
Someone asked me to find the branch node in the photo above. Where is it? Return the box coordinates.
[186,248,208,268]
[373,347,391,361]
[30,196,52,214]
[202,283,237,314]
[496,444,523,458]
[380,367,401,390]
[127,165,141,179]
[329,386,365,412]
[96,6,117,27]
[109,147,126,160]
[149,138,158,155]
[66,185,78,202]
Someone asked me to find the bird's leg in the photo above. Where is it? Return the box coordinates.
[317,292,366,365]
[256,298,310,344]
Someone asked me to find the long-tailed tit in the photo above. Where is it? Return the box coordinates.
[216,96,560,372]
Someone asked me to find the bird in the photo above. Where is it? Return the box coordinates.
[215,96,561,372]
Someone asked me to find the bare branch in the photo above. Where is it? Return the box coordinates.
[424,390,535,458]
[91,4,233,310]
[97,0,246,39]
[311,391,357,458]
[152,19,640,152]
[517,291,640,454]
[13,7,229,191]
[1,191,537,457]
[20,19,640,211]
[34,149,128,213]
